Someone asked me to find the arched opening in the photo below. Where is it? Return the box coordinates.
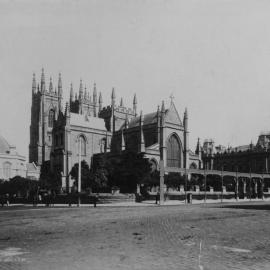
[100,138,106,153]
[166,134,181,167]
[79,135,86,156]
[48,109,55,128]
[149,159,158,172]
[190,162,197,169]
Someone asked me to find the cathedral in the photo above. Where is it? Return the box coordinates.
[29,69,201,192]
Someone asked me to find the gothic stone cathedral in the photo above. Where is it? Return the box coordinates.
[29,69,201,192]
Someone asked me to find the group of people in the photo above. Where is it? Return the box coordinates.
[0,191,100,208]
[0,194,9,207]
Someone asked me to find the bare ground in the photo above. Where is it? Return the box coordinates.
[0,202,270,270]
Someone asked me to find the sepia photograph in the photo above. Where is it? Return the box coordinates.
[1,0,270,269]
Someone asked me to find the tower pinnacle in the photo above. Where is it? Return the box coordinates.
[49,77,53,93]
[93,82,97,104]
[41,68,46,92]
[32,73,36,93]
[58,73,62,97]
[70,83,74,101]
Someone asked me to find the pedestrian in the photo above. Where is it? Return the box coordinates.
[5,194,9,206]
[93,193,99,208]
[0,195,4,207]
[155,192,160,204]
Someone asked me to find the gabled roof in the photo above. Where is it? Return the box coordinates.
[128,112,157,128]
[165,102,182,126]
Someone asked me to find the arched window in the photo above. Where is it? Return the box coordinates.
[79,135,86,156]
[150,159,158,172]
[100,138,106,153]
[48,109,55,128]
[167,134,181,167]
[3,162,11,179]
[190,162,197,169]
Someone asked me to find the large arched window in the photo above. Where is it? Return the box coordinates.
[3,162,11,179]
[48,109,55,128]
[167,134,181,167]
[79,135,86,156]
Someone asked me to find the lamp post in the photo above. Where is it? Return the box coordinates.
[221,164,223,203]
[78,137,81,207]
[185,167,187,204]
[204,168,207,204]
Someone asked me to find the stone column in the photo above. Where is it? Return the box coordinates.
[236,177,239,201]
[243,181,246,199]
[261,179,264,200]
[255,181,258,198]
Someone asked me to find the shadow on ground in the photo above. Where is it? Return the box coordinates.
[217,203,270,211]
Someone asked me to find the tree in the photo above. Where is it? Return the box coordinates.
[90,168,109,192]
[39,161,62,192]
[69,160,91,191]
[0,176,39,197]
[105,151,152,193]
[165,173,185,190]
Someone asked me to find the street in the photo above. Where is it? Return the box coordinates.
[0,202,270,270]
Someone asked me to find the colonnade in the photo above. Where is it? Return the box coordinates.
[160,167,270,203]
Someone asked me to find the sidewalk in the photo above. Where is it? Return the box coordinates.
[4,197,269,208]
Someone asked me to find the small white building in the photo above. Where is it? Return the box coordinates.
[0,134,26,180]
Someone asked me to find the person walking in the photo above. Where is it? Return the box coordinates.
[155,192,160,204]
[93,193,99,208]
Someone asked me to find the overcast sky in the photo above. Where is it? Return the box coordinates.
[1,0,270,159]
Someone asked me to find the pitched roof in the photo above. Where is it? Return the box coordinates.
[128,112,157,128]
[0,134,10,154]
[70,113,106,130]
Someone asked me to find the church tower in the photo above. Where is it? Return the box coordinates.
[29,69,62,165]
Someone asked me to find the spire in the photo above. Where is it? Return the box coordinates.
[99,92,103,113]
[184,107,188,131]
[41,68,46,92]
[79,79,83,99]
[169,93,174,105]
[184,107,188,118]
[133,94,137,116]
[139,110,145,152]
[125,113,129,129]
[49,77,53,93]
[93,82,97,104]
[75,92,78,100]
[111,87,116,106]
[32,73,36,93]
[157,105,161,144]
[84,86,87,100]
[160,101,165,128]
[195,138,201,155]
[58,73,62,97]
[70,83,74,102]
[121,129,126,151]
[120,97,124,107]
[65,102,70,116]
[161,100,165,113]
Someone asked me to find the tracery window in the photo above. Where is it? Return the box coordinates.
[167,134,181,167]
[79,135,86,156]
[48,109,55,128]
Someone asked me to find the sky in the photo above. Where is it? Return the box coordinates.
[1,0,270,159]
